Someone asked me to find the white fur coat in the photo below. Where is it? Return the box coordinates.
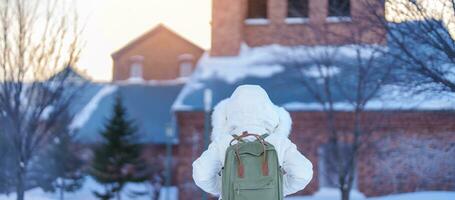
[192,85,313,197]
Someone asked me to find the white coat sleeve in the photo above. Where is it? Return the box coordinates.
[192,141,223,196]
[282,140,313,196]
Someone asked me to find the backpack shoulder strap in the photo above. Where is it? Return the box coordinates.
[260,133,270,140]
[230,134,245,145]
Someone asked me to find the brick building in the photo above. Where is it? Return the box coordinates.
[112,24,204,81]
[170,0,455,200]
[211,0,385,56]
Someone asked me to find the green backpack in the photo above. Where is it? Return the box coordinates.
[221,132,283,200]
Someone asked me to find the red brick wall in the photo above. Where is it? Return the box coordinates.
[175,111,455,199]
[357,112,455,196]
[142,144,181,184]
[211,0,386,56]
[175,112,208,200]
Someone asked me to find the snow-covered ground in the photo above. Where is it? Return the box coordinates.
[2,184,454,200]
[0,177,177,200]
[286,188,455,200]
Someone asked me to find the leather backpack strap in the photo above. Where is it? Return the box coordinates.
[230,134,246,146]
[231,131,269,177]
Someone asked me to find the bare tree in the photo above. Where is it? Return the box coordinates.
[288,47,392,200]
[280,3,393,199]
[366,0,455,93]
[0,0,83,199]
[285,1,455,199]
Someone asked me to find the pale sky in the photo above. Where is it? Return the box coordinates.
[76,0,212,81]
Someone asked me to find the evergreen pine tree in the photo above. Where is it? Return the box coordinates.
[90,96,149,200]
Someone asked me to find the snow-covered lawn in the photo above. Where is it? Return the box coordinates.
[2,183,454,200]
[286,188,366,200]
[0,177,177,200]
[286,188,455,200]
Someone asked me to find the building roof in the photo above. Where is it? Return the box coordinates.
[48,65,92,82]
[111,24,204,58]
[172,42,455,112]
[71,82,184,144]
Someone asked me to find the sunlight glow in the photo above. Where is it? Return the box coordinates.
[76,0,212,81]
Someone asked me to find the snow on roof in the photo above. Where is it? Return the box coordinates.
[198,54,285,84]
[72,83,184,144]
[70,85,118,130]
[116,77,189,86]
[172,44,455,112]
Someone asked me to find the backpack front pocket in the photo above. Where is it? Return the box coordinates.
[233,177,276,200]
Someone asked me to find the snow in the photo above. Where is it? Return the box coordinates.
[69,85,118,130]
[441,63,455,82]
[285,17,310,24]
[172,44,454,111]
[195,44,382,85]
[371,85,455,110]
[172,44,377,111]
[0,177,178,200]
[285,188,455,200]
[367,191,455,200]
[244,18,270,25]
[126,77,146,83]
[286,188,365,200]
[171,79,204,111]
[326,16,352,23]
[200,63,284,84]
[116,77,188,86]
[302,65,340,79]
[282,84,455,111]
[283,102,353,111]
[2,181,454,200]
[39,105,54,120]
[198,49,285,84]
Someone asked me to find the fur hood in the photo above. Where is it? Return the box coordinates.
[210,85,292,141]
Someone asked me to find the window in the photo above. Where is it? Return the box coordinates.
[328,0,350,17]
[129,55,144,80]
[287,0,309,18]
[178,54,194,77]
[180,62,192,77]
[247,0,267,19]
[130,63,143,79]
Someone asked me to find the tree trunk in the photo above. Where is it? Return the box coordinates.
[59,188,64,200]
[60,180,65,200]
[16,166,25,200]
[341,188,350,200]
[154,188,161,200]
